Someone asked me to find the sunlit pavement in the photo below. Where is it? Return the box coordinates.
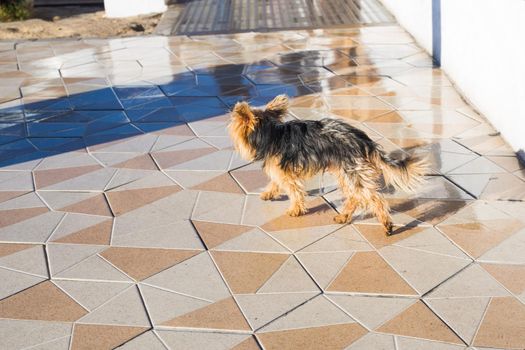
[0,26,524,349]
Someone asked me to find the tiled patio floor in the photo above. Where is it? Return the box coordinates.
[0,25,524,350]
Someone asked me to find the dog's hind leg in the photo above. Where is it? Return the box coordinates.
[333,170,359,224]
[357,167,393,234]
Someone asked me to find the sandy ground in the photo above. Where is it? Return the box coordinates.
[0,6,163,40]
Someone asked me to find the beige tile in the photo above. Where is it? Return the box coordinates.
[427,264,509,298]
[426,297,490,344]
[377,301,464,344]
[163,297,251,331]
[481,263,525,294]
[157,330,251,350]
[0,281,87,321]
[235,293,318,330]
[260,295,354,332]
[78,285,149,326]
[100,246,199,281]
[328,295,416,330]
[71,324,147,350]
[473,297,525,349]
[327,251,417,295]
[257,256,319,293]
[191,173,245,194]
[379,245,470,294]
[211,251,289,294]
[192,220,253,249]
[257,323,367,350]
[106,185,181,216]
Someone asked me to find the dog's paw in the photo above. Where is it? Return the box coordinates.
[287,207,307,217]
[260,191,276,201]
[384,222,394,235]
[333,214,350,224]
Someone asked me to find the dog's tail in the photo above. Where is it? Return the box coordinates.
[372,150,429,193]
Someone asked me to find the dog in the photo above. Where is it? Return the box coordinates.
[228,95,428,234]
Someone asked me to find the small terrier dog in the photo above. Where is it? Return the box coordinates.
[228,95,428,234]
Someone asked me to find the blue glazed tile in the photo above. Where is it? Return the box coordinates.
[69,88,123,110]
[126,108,185,123]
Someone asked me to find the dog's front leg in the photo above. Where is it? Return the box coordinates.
[260,181,281,201]
[283,178,307,217]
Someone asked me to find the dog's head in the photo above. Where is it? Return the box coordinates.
[228,95,289,160]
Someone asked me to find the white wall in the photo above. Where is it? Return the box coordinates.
[104,0,167,18]
[380,0,525,153]
[441,0,525,153]
[380,0,433,53]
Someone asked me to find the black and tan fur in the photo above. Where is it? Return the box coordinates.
[228,95,429,234]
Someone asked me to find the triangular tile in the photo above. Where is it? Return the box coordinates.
[0,245,47,277]
[473,297,525,349]
[257,256,319,293]
[34,164,101,189]
[162,297,251,331]
[267,226,340,252]
[53,280,131,311]
[30,336,71,350]
[60,194,112,217]
[192,220,253,249]
[346,333,395,350]
[0,207,48,229]
[152,148,216,169]
[257,323,367,350]
[0,243,36,258]
[328,295,416,329]
[0,319,72,350]
[0,191,28,204]
[377,301,464,344]
[261,295,354,332]
[211,251,289,293]
[395,336,466,350]
[379,245,471,294]
[100,247,200,281]
[139,284,210,325]
[426,297,490,344]
[191,173,244,194]
[78,285,149,326]
[157,330,251,350]
[426,264,509,298]
[0,281,87,322]
[236,292,318,330]
[143,252,230,302]
[300,225,372,252]
[47,243,105,276]
[53,219,112,245]
[387,198,469,226]
[231,336,260,350]
[0,268,46,299]
[165,170,223,188]
[116,330,166,350]
[481,263,525,294]
[114,154,158,170]
[71,324,147,350]
[296,252,353,289]
[326,251,417,295]
[55,254,132,282]
[106,185,181,216]
[479,228,525,264]
[447,174,492,198]
[214,227,288,253]
[394,227,469,258]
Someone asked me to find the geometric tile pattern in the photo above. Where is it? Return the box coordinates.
[1,23,524,349]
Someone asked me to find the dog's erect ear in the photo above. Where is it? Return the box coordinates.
[232,101,256,129]
[265,95,289,114]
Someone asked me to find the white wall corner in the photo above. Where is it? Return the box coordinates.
[104,0,167,18]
